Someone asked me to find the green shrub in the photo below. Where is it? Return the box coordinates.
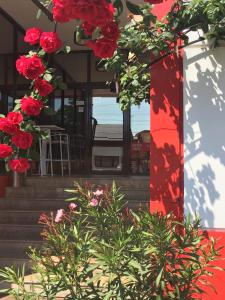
[0,182,223,299]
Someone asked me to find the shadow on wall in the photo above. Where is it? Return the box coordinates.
[150,53,184,220]
[184,48,225,227]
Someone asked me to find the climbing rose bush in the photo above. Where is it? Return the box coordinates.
[52,0,119,58]
[0,26,62,173]
[0,1,120,173]
[0,183,222,299]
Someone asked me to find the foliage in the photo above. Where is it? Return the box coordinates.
[104,0,225,109]
[0,183,223,299]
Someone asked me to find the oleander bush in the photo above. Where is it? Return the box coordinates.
[0,182,223,299]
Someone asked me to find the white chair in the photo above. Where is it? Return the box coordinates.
[39,130,71,176]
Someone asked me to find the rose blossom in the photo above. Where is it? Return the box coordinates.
[55,209,65,223]
[82,22,96,36]
[52,5,70,23]
[40,32,62,53]
[0,144,13,159]
[7,112,23,125]
[69,203,77,211]
[12,131,33,150]
[0,118,19,135]
[8,158,30,173]
[20,96,43,116]
[24,27,42,45]
[34,79,53,97]
[16,55,45,80]
[90,198,99,207]
[86,38,117,58]
[52,0,114,26]
[93,189,104,197]
[101,22,120,41]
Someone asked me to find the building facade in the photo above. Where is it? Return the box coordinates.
[0,0,225,298]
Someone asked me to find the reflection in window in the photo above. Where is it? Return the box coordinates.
[54,97,62,125]
[131,102,150,175]
[8,96,13,112]
[92,97,123,172]
[64,97,75,128]
[93,97,123,125]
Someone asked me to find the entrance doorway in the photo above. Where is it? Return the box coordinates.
[37,86,150,176]
[92,96,124,173]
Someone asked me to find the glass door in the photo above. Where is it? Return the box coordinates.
[92,96,124,173]
[49,87,92,174]
[130,102,150,175]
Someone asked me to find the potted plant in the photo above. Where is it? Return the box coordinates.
[0,161,12,197]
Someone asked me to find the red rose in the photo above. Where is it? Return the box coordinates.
[16,55,45,80]
[7,112,23,125]
[52,0,114,26]
[52,5,71,23]
[20,96,43,116]
[12,131,33,150]
[8,158,30,173]
[76,0,113,26]
[82,22,96,36]
[16,55,27,75]
[24,27,42,45]
[93,2,115,27]
[0,118,19,135]
[0,144,13,159]
[87,38,117,58]
[34,79,53,97]
[40,32,62,53]
[101,22,120,41]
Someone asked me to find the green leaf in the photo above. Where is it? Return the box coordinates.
[156,267,164,288]
[36,9,42,19]
[113,0,124,16]
[103,290,113,300]
[126,1,142,15]
[43,73,53,81]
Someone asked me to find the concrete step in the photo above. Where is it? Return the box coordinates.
[0,258,31,272]
[0,225,42,241]
[5,187,150,201]
[0,199,67,211]
[0,197,149,212]
[0,211,50,225]
[0,241,42,259]
[25,176,150,189]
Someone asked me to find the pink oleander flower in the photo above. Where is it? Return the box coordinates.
[90,198,99,207]
[93,189,103,197]
[55,209,65,223]
[69,203,77,211]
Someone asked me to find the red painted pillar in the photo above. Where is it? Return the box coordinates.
[150,0,184,219]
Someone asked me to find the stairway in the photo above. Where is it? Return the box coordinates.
[0,176,149,277]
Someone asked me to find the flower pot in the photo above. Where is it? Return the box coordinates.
[0,175,12,197]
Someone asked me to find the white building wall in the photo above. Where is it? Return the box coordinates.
[184,43,225,228]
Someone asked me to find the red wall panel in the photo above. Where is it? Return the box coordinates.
[199,230,225,300]
[150,0,184,219]
[150,3,225,299]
